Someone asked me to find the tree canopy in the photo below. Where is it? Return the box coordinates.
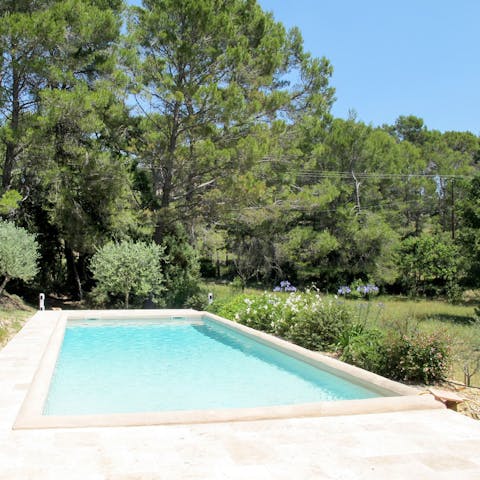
[0,0,478,304]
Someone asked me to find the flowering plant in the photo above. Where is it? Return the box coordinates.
[337,282,379,300]
[232,289,353,351]
[273,280,297,293]
[356,284,379,296]
[337,286,351,296]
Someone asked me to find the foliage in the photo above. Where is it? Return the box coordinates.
[159,225,203,308]
[217,290,354,351]
[277,293,353,350]
[339,317,451,384]
[207,293,252,320]
[128,0,333,241]
[235,293,284,333]
[0,0,479,307]
[398,233,461,300]
[0,190,21,216]
[0,220,39,296]
[90,240,165,308]
[457,174,480,288]
[381,329,451,384]
[339,326,385,373]
[208,284,479,384]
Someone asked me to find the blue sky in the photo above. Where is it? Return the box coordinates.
[128,0,479,134]
[257,0,479,133]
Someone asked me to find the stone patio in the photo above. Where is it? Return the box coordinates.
[1,312,480,479]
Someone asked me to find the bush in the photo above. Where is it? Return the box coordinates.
[382,331,451,384]
[337,315,451,384]
[210,290,451,384]
[183,291,208,310]
[339,325,385,373]
[217,290,354,351]
[159,225,203,308]
[90,240,165,308]
[277,293,353,350]
[207,294,251,320]
[234,293,283,333]
[0,221,39,297]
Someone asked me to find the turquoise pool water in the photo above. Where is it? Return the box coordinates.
[43,317,381,416]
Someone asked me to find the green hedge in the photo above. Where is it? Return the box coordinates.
[340,325,451,384]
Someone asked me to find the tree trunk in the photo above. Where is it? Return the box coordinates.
[0,276,10,297]
[154,101,180,244]
[65,244,83,300]
[351,170,361,213]
[125,290,129,309]
[2,63,20,192]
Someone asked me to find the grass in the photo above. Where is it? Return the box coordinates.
[345,297,479,386]
[204,282,480,386]
[0,294,35,348]
[203,282,263,302]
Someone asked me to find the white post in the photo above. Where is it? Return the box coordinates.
[39,293,45,311]
[208,292,214,305]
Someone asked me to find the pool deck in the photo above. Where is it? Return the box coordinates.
[1,311,480,479]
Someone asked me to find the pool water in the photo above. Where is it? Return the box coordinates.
[44,317,380,416]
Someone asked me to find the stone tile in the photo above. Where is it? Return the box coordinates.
[1,312,480,479]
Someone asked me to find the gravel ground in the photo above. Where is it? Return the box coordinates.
[441,382,480,420]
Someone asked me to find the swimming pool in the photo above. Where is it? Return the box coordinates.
[15,310,426,429]
[44,316,381,416]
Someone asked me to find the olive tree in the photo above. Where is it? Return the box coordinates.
[0,220,39,296]
[90,240,165,308]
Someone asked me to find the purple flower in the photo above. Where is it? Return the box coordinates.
[274,280,297,292]
[356,284,379,296]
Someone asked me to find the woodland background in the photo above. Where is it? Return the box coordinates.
[1,0,479,307]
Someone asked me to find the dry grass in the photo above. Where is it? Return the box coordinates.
[0,294,35,348]
[344,297,479,386]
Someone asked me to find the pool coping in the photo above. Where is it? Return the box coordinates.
[13,309,444,429]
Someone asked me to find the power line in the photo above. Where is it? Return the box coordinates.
[294,171,473,179]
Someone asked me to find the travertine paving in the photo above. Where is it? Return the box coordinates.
[1,312,480,479]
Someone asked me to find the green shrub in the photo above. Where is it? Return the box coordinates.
[338,317,451,384]
[207,294,251,320]
[160,228,202,308]
[382,331,451,384]
[277,293,353,350]
[183,291,208,310]
[339,325,385,373]
[216,290,354,351]
[398,233,461,299]
[90,240,165,308]
[0,220,39,297]
[234,293,283,333]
